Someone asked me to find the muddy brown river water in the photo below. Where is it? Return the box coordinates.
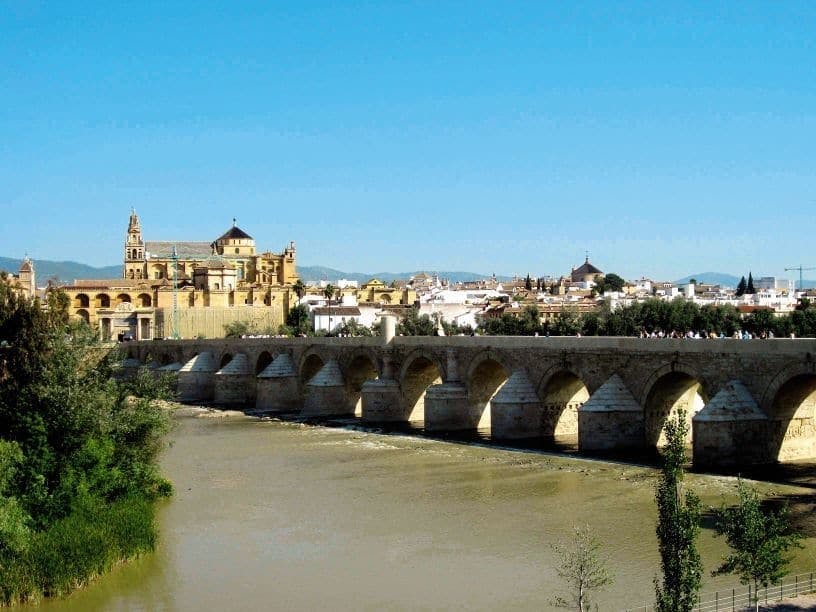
[34,410,816,611]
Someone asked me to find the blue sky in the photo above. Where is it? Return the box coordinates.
[1,1,814,280]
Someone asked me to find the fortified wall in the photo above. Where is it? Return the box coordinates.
[124,336,816,470]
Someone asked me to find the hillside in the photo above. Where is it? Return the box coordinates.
[0,257,504,285]
[5,257,805,289]
[0,257,121,283]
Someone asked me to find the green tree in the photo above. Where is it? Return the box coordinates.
[746,272,756,294]
[223,320,255,338]
[292,279,306,300]
[736,276,747,297]
[743,309,777,337]
[551,525,614,612]
[0,277,171,604]
[397,307,436,336]
[334,319,373,337]
[595,273,626,294]
[524,274,532,291]
[712,479,802,612]
[552,308,581,336]
[654,408,702,612]
[285,304,311,336]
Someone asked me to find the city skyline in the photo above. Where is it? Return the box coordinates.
[2,2,814,280]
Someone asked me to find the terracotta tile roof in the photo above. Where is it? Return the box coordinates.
[313,307,362,316]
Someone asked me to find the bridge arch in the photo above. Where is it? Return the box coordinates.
[299,349,325,386]
[537,366,590,438]
[344,352,379,417]
[465,351,512,433]
[763,361,816,462]
[642,363,708,448]
[219,352,233,369]
[399,350,445,423]
[256,351,274,375]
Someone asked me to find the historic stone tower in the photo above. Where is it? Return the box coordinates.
[17,256,35,298]
[124,209,145,279]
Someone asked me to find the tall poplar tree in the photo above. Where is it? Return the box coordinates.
[654,408,702,612]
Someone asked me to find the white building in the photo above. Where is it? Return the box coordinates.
[312,306,364,333]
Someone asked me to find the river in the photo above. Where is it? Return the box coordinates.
[35,410,816,611]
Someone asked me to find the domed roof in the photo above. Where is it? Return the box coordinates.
[573,257,603,276]
[216,224,253,242]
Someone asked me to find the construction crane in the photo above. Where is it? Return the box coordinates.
[784,265,816,292]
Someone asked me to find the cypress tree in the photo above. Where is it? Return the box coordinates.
[654,408,702,612]
[746,272,756,294]
[736,276,747,297]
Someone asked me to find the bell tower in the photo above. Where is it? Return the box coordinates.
[123,209,145,279]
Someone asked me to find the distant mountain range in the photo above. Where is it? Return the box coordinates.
[674,272,814,289]
[0,257,508,285]
[296,265,510,284]
[0,257,121,284]
[2,257,811,289]
[674,272,742,287]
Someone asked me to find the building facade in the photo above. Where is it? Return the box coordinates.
[65,212,300,340]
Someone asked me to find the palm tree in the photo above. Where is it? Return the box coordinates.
[293,279,306,300]
[323,284,336,333]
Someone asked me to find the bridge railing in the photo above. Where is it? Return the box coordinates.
[624,571,816,611]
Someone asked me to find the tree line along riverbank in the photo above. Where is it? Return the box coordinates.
[0,276,172,606]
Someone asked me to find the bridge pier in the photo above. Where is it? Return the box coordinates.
[361,351,403,421]
[578,375,644,452]
[302,359,351,417]
[256,353,299,412]
[177,352,218,403]
[423,382,472,431]
[214,353,255,406]
[693,380,770,468]
[424,349,475,431]
[491,370,543,440]
[360,379,403,421]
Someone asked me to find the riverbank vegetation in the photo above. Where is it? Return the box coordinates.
[479,297,816,337]
[0,277,172,606]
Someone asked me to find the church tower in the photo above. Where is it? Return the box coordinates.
[17,256,35,298]
[123,209,145,279]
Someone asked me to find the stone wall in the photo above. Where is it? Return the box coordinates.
[125,336,816,468]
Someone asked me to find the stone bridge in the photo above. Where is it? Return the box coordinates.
[124,336,816,469]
